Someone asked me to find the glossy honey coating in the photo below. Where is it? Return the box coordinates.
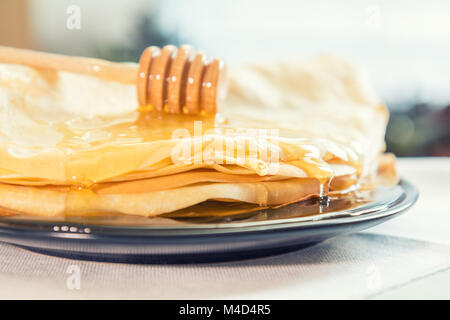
[0,55,390,218]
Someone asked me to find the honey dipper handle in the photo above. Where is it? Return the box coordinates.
[0,46,138,84]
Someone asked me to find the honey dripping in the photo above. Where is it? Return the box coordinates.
[318,177,332,212]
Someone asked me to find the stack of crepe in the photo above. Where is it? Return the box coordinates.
[0,55,396,217]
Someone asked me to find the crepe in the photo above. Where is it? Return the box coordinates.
[0,55,393,217]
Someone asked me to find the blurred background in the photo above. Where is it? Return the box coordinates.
[0,0,448,156]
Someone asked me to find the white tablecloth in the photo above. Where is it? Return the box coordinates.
[0,158,449,299]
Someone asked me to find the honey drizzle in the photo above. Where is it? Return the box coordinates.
[0,109,361,215]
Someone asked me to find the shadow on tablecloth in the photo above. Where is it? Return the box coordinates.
[0,232,449,299]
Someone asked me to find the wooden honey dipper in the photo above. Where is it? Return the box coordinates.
[0,45,227,114]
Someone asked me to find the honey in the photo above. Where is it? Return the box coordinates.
[0,109,357,185]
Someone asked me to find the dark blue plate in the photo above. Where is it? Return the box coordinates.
[0,179,418,263]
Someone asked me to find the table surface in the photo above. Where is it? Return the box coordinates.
[0,157,448,300]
